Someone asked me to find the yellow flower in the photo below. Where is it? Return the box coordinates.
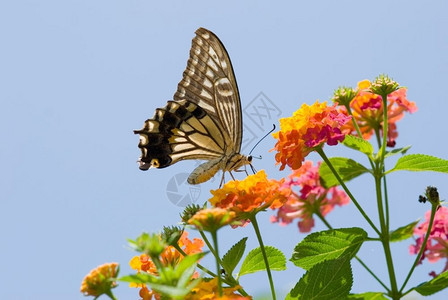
[80,262,119,297]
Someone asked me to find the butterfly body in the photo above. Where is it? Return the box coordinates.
[134,28,250,185]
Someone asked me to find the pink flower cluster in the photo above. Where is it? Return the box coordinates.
[409,206,448,277]
[270,160,349,232]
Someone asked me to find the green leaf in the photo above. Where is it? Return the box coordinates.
[388,154,448,174]
[415,270,448,296]
[347,292,389,299]
[238,246,286,277]
[389,220,419,242]
[144,282,195,299]
[119,273,158,284]
[384,145,411,158]
[174,253,203,287]
[173,252,204,279]
[222,237,247,275]
[342,135,374,156]
[291,228,367,270]
[319,157,369,188]
[286,257,353,300]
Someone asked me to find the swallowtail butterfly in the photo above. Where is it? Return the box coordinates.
[134,28,251,185]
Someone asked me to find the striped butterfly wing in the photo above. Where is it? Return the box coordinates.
[174,27,242,154]
[134,28,247,184]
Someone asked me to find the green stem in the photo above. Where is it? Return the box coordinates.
[211,231,223,296]
[250,215,276,300]
[199,231,222,265]
[379,93,389,162]
[314,210,389,292]
[346,106,375,171]
[400,204,438,294]
[174,244,216,278]
[316,147,381,236]
[374,127,390,231]
[374,175,399,299]
[354,256,390,292]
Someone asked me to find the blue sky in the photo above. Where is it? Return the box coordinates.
[1,1,448,299]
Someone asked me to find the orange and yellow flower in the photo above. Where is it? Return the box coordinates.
[272,101,351,170]
[188,207,237,232]
[185,278,252,300]
[209,170,290,216]
[129,231,204,298]
[338,80,417,147]
[80,262,119,297]
[271,160,349,232]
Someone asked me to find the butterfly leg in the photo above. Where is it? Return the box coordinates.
[219,172,226,188]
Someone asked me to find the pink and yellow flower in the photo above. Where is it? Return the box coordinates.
[272,101,351,170]
[271,160,349,232]
[338,80,417,147]
[209,170,290,215]
[409,206,448,277]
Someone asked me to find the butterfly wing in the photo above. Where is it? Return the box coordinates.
[134,28,244,181]
[174,27,242,153]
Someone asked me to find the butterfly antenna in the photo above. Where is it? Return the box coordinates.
[248,124,276,156]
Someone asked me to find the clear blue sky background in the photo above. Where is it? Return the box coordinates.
[1,1,448,299]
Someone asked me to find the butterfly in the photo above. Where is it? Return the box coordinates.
[134,28,252,185]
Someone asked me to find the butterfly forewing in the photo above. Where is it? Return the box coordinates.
[174,28,242,153]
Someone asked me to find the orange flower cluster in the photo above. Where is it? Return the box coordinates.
[339,80,417,147]
[129,232,204,299]
[209,170,290,215]
[80,262,119,297]
[272,101,351,170]
[271,160,349,232]
[186,278,252,300]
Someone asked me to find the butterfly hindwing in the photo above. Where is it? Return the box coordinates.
[134,100,226,169]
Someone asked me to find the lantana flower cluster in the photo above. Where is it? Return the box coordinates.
[272,101,351,170]
[409,206,448,277]
[129,232,204,299]
[209,170,290,216]
[337,80,417,147]
[271,160,349,232]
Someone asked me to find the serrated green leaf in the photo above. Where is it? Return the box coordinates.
[291,228,367,270]
[389,220,419,242]
[388,154,448,174]
[415,270,448,295]
[287,257,353,300]
[384,145,411,158]
[238,246,286,277]
[342,135,374,156]
[222,237,247,275]
[347,292,389,299]
[319,157,369,188]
